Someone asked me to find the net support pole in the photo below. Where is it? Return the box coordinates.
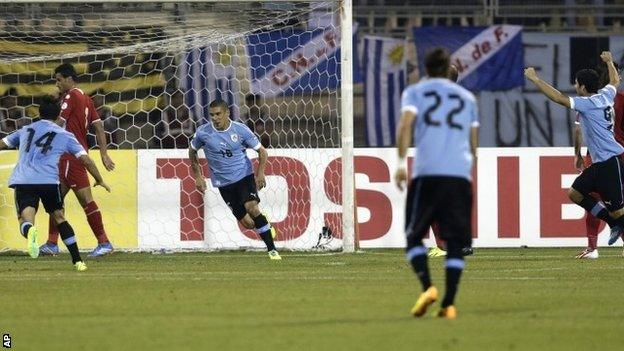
[340,0,355,253]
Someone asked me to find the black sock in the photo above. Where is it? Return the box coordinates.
[442,243,465,308]
[20,222,33,239]
[579,198,616,226]
[252,214,275,251]
[57,221,82,264]
[406,245,431,291]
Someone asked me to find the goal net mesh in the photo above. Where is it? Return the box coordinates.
[0,1,345,252]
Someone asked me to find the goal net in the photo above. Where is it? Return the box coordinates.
[0,0,355,253]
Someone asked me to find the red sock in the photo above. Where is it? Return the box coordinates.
[84,201,109,244]
[47,215,60,245]
[586,212,601,250]
[431,222,446,250]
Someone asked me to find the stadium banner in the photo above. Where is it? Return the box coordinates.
[363,36,407,146]
[245,25,362,96]
[413,25,524,91]
[178,44,240,121]
[0,150,138,251]
[138,147,610,250]
[478,33,624,147]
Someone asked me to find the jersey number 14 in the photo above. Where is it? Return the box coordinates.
[25,128,57,155]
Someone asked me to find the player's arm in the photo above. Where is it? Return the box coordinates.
[395,109,416,191]
[524,67,571,109]
[189,147,207,194]
[601,51,620,87]
[92,120,115,171]
[254,145,268,190]
[470,126,478,159]
[0,130,20,150]
[573,123,584,171]
[79,154,111,192]
[66,134,110,192]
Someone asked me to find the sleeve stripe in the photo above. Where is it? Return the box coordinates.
[74,150,88,158]
[471,121,480,127]
[2,136,14,148]
[569,97,575,110]
[251,142,262,151]
[401,105,418,114]
[606,84,617,94]
[190,141,200,151]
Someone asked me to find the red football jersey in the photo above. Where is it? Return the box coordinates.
[59,87,100,152]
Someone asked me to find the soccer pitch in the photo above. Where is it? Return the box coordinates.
[1,248,623,351]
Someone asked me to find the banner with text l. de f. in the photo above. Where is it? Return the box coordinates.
[413,25,524,91]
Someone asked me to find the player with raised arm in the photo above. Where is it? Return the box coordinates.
[0,96,111,270]
[189,100,280,260]
[39,63,116,257]
[574,61,624,259]
[525,51,624,247]
[396,48,479,320]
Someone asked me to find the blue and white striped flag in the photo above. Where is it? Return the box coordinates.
[178,45,239,122]
[364,36,407,146]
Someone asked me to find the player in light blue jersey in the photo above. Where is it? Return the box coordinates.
[525,51,624,246]
[189,100,280,260]
[0,96,110,271]
[395,48,479,320]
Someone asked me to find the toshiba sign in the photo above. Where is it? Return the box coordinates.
[137,148,606,250]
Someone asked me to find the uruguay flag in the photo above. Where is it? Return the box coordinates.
[364,36,407,147]
[178,44,239,122]
[413,25,524,91]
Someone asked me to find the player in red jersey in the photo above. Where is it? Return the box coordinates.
[38,63,116,257]
[574,61,624,259]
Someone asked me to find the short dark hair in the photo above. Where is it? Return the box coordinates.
[54,63,77,80]
[209,100,229,111]
[575,69,600,94]
[39,95,61,120]
[425,47,450,78]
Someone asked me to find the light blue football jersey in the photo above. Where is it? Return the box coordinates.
[190,121,261,187]
[400,78,479,181]
[3,119,86,187]
[571,84,624,163]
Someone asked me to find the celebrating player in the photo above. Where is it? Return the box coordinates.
[574,61,624,259]
[38,63,116,257]
[525,51,624,248]
[395,48,479,320]
[0,96,111,270]
[188,100,280,260]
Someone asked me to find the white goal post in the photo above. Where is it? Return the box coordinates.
[0,0,355,253]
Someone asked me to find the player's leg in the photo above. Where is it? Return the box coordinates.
[41,184,86,270]
[428,222,447,257]
[244,200,279,259]
[41,158,70,254]
[569,165,619,229]
[14,185,40,258]
[435,177,473,320]
[405,178,439,317]
[593,156,624,245]
[576,191,602,259]
[67,160,113,256]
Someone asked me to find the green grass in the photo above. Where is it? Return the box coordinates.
[1,248,624,351]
